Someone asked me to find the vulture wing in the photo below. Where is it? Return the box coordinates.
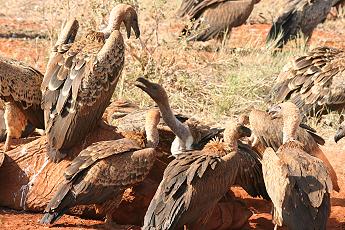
[270,47,345,115]
[0,56,44,129]
[143,149,238,230]
[42,21,125,162]
[235,141,270,200]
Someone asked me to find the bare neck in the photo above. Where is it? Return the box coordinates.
[145,125,159,148]
[224,130,238,152]
[156,100,192,144]
[282,115,299,144]
[100,17,122,38]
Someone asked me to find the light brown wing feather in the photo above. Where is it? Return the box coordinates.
[270,47,345,114]
[0,56,44,128]
[42,30,125,162]
[187,0,256,41]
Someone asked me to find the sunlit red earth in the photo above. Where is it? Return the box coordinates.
[0,16,345,230]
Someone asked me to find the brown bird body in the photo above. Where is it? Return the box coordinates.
[266,0,341,48]
[40,109,160,225]
[178,0,260,41]
[262,102,332,229]
[334,119,345,143]
[270,46,345,116]
[41,4,140,162]
[135,77,269,229]
[0,56,44,151]
[248,108,340,192]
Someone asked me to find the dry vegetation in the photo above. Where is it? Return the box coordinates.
[0,0,344,128]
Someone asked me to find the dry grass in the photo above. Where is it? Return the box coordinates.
[0,0,343,130]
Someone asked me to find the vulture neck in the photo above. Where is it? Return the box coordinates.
[100,14,123,39]
[282,114,300,144]
[224,128,238,152]
[145,123,159,148]
[156,99,193,154]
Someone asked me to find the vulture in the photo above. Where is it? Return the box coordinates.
[40,109,160,225]
[41,4,140,162]
[248,108,340,192]
[262,102,332,230]
[269,46,345,117]
[335,120,345,143]
[0,56,45,151]
[266,0,344,49]
[135,77,269,229]
[178,0,261,42]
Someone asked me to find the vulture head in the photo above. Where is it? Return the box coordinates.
[104,4,140,39]
[268,102,301,122]
[135,77,169,105]
[223,120,252,144]
[268,102,302,143]
[334,120,345,143]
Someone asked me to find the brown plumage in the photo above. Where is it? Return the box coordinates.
[178,0,260,41]
[334,119,345,143]
[248,108,340,192]
[41,4,140,162]
[135,77,269,230]
[40,109,160,225]
[262,102,332,229]
[270,46,345,116]
[266,0,342,48]
[0,56,44,151]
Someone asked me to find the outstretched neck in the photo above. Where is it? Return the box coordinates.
[158,101,192,140]
[100,18,122,38]
[282,114,299,144]
[224,130,238,152]
[145,125,159,148]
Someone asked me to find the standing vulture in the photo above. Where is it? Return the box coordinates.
[0,56,45,151]
[266,0,343,49]
[335,120,345,142]
[178,0,261,42]
[41,4,140,162]
[40,109,160,225]
[135,77,269,229]
[262,102,332,229]
[269,46,345,117]
[248,108,340,192]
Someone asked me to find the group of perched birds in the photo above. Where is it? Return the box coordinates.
[0,1,344,230]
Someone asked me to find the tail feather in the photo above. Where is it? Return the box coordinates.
[40,182,74,225]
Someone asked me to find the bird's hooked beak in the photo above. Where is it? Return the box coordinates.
[124,18,140,39]
[135,77,150,93]
[267,105,281,119]
[334,126,345,143]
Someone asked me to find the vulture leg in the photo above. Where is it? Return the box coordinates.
[3,101,27,151]
[4,135,12,151]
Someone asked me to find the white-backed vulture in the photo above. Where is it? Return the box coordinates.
[135,77,269,229]
[248,108,340,192]
[178,0,260,42]
[0,56,45,151]
[269,46,345,116]
[335,120,345,143]
[0,102,5,142]
[266,0,343,48]
[40,109,160,225]
[41,4,140,162]
[262,102,332,230]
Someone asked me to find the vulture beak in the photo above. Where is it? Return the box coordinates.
[132,20,141,39]
[334,126,345,143]
[135,77,157,99]
[267,105,281,119]
[239,125,252,137]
